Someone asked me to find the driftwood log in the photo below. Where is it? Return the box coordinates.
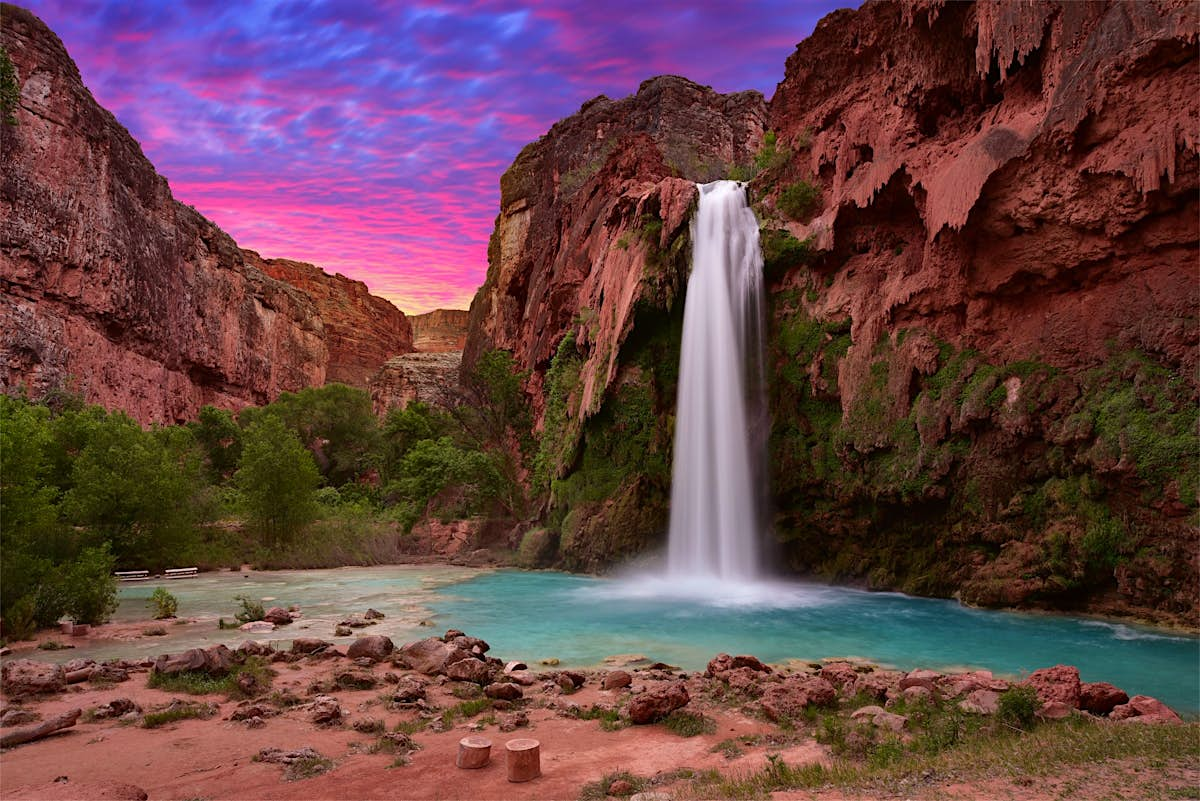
[0,708,81,748]
[505,738,541,782]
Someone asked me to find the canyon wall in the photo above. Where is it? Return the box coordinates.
[244,250,413,389]
[0,6,407,423]
[470,1,1199,622]
[464,74,766,567]
[410,309,469,353]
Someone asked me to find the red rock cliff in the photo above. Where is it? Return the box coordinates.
[244,250,413,388]
[467,2,1199,621]
[0,5,327,423]
[409,309,469,353]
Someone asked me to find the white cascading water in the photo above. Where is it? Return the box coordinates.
[666,180,769,582]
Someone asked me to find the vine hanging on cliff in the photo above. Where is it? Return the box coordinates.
[1,46,20,126]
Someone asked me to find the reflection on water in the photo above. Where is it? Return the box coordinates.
[34,565,1200,714]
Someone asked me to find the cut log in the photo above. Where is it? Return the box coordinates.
[456,735,492,769]
[66,668,92,684]
[505,738,541,782]
[0,708,81,748]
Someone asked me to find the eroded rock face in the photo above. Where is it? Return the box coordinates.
[410,309,469,353]
[369,351,462,414]
[245,250,413,388]
[463,1,1197,622]
[464,74,767,423]
[0,7,327,424]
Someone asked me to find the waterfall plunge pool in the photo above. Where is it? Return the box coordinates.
[44,565,1200,715]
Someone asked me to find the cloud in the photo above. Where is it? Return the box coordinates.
[21,0,850,313]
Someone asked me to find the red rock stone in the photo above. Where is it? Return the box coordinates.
[627,681,690,724]
[1079,682,1129,716]
[346,635,394,662]
[760,676,837,722]
[246,251,412,388]
[1022,665,1081,708]
[409,309,470,353]
[819,662,859,691]
[1,660,66,696]
[1110,695,1183,724]
[601,670,632,691]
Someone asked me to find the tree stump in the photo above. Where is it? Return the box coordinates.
[456,735,492,769]
[505,738,541,782]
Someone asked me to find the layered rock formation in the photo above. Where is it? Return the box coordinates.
[410,309,469,353]
[369,352,462,415]
[0,6,408,422]
[464,75,766,567]
[243,250,413,388]
[468,2,1199,621]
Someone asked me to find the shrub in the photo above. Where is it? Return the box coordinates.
[233,595,264,624]
[0,45,18,126]
[778,180,821,220]
[235,416,320,546]
[997,685,1040,730]
[148,587,178,619]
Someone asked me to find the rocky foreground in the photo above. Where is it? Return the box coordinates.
[0,624,1193,801]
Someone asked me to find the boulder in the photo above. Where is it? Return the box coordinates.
[819,662,859,691]
[628,681,690,724]
[363,608,386,620]
[447,658,494,685]
[706,653,771,677]
[334,670,377,690]
[338,616,371,628]
[1079,682,1129,716]
[334,626,353,637]
[1,708,39,726]
[851,705,908,733]
[959,689,1001,715]
[760,677,837,722]
[1038,700,1074,720]
[291,638,332,655]
[390,677,427,704]
[601,670,633,691]
[725,667,768,698]
[308,695,342,725]
[237,640,275,657]
[346,635,394,662]
[485,682,523,701]
[263,607,293,626]
[152,645,233,676]
[499,711,529,732]
[1110,695,1182,723]
[239,621,275,633]
[88,664,129,683]
[899,669,941,692]
[854,672,893,701]
[1022,665,1081,708]
[398,637,463,675]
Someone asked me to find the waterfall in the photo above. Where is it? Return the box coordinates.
[666,180,769,581]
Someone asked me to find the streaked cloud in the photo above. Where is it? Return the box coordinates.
[20,0,848,313]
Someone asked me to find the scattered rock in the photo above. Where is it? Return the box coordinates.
[540,658,560,666]
[504,661,528,673]
[499,711,529,732]
[1,660,67,696]
[1110,695,1183,724]
[609,779,636,796]
[352,717,384,733]
[447,659,494,685]
[706,653,772,677]
[1079,682,1129,715]
[334,670,376,690]
[818,662,859,691]
[1022,665,1081,708]
[255,746,325,764]
[484,682,523,701]
[229,704,277,722]
[363,608,386,620]
[851,705,908,733]
[263,607,293,626]
[1038,700,1074,720]
[308,695,342,725]
[761,677,837,722]
[334,626,353,637]
[628,681,690,724]
[899,669,941,692]
[397,637,464,675]
[153,645,233,676]
[346,635,394,662]
[239,621,275,633]
[237,640,274,657]
[390,677,427,704]
[291,638,333,655]
[959,689,1001,715]
[853,672,893,701]
[88,664,129,684]
[506,670,536,686]
[602,670,633,690]
[338,616,372,629]
[1,708,40,727]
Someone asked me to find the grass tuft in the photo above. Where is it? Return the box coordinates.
[663,709,716,737]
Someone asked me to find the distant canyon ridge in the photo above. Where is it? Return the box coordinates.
[0,2,1196,621]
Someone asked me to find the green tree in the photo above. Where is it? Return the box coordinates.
[380,401,452,481]
[191,405,242,481]
[0,45,19,126]
[235,415,321,547]
[63,545,119,625]
[240,384,379,486]
[61,412,206,569]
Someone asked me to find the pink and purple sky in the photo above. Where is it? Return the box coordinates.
[23,0,849,314]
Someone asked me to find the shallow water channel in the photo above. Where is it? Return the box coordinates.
[41,565,1200,714]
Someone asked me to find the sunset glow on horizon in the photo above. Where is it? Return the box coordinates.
[20,0,849,314]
